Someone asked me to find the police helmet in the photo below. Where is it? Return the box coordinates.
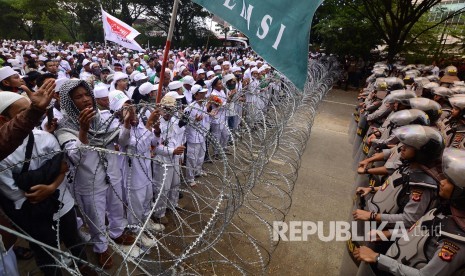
[442,148,465,210]
[383,90,416,106]
[385,77,405,91]
[426,75,440,83]
[389,109,430,128]
[409,98,442,123]
[393,125,444,164]
[432,87,454,98]
[451,86,465,95]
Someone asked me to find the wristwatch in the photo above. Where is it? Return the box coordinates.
[375,253,381,264]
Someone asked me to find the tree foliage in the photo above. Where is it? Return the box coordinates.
[311,0,382,59]
[345,0,465,61]
[0,0,212,46]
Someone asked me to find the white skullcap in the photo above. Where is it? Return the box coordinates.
[168,81,183,91]
[139,82,156,96]
[214,65,222,71]
[109,90,130,111]
[251,67,259,73]
[94,84,109,99]
[191,84,207,95]
[133,72,148,82]
[207,71,215,78]
[223,74,236,83]
[165,91,184,99]
[231,66,242,73]
[0,92,24,114]
[179,66,187,73]
[222,61,231,66]
[182,75,195,86]
[0,66,18,82]
[196,69,205,75]
[82,59,91,67]
[113,72,129,83]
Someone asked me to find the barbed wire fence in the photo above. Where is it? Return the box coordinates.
[0,57,340,275]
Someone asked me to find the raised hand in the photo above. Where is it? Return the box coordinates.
[26,78,56,111]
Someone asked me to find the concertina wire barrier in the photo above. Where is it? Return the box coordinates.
[0,57,340,275]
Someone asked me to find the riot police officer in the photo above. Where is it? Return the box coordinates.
[353,148,465,276]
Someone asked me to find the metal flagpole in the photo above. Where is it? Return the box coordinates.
[156,0,180,103]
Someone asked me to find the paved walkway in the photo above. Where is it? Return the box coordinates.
[269,88,359,275]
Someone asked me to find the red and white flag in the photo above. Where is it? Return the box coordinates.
[102,8,144,52]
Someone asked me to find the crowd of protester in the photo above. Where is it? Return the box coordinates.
[0,39,282,274]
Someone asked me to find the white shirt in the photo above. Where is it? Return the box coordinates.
[0,130,74,220]
[185,101,211,143]
[79,71,93,81]
[61,112,124,196]
[210,89,228,126]
[119,121,158,189]
[58,60,71,79]
[154,117,185,166]
[183,87,193,104]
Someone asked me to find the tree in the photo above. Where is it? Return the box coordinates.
[311,0,382,59]
[346,0,465,62]
[144,0,210,44]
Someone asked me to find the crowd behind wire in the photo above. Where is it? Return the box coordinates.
[0,39,285,275]
[348,61,465,275]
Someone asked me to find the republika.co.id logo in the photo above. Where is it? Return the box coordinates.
[272,221,441,242]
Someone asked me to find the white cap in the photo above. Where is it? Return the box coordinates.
[0,66,18,82]
[0,92,24,114]
[109,90,130,111]
[251,67,259,73]
[113,72,128,83]
[139,82,156,96]
[223,74,236,83]
[250,61,257,67]
[231,66,242,73]
[207,71,215,78]
[165,91,185,99]
[214,65,222,71]
[133,73,148,82]
[94,84,109,99]
[182,76,195,86]
[168,81,183,91]
[82,59,91,67]
[179,66,187,73]
[191,84,207,95]
[223,61,231,66]
[197,69,206,75]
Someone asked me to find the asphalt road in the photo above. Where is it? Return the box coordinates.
[269,88,359,275]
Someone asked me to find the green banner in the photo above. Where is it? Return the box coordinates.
[192,0,323,90]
